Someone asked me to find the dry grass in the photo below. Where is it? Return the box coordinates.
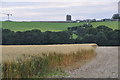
[1,44,97,78]
[2,44,97,62]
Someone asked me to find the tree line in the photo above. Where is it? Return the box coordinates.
[68,24,119,46]
[1,24,120,46]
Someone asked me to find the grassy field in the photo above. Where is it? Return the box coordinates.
[91,21,119,30]
[2,21,85,32]
[2,21,119,32]
[2,44,97,78]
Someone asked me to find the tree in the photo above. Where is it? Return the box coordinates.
[96,25,113,32]
[112,14,120,19]
[76,27,85,35]
[82,24,93,28]
[22,29,42,45]
[107,31,119,46]
[95,31,108,45]
[81,34,96,43]
[2,29,15,45]
[85,28,97,35]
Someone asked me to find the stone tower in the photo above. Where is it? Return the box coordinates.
[66,15,71,21]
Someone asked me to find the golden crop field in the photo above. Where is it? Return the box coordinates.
[2,44,97,78]
[2,44,97,62]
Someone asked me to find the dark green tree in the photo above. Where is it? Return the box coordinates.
[96,25,113,32]
[95,31,108,45]
[2,29,15,45]
[112,14,120,19]
[85,28,97,35]
[81,34,96,43]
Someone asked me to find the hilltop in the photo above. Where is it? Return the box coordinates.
[2,21,119,32]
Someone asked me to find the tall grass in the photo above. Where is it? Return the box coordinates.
[3,54,53,78]
[2,44,97,78]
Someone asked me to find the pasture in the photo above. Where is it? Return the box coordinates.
[91,21,119,30]
[2,21,119,32]
[2,21,85,32]
[2,44,97,78]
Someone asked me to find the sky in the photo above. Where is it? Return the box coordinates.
[0,0,119,21]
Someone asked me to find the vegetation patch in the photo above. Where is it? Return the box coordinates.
[2,21,119,32]
[2,23,119,46]
[2,44,97,78]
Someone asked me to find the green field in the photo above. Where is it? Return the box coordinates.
[91,21,119,30]
[2,21,119,32]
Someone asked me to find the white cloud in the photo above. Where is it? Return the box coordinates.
[2,2,117,9]
[1,2,118,21]
[2,0,119,2]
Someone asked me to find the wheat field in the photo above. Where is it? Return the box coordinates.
[1,44,97,78]
[2,44,97,62]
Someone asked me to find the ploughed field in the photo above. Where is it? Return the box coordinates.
[2,44,97,78]
[2,21,119,32]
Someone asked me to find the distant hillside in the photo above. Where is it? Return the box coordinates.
[2,21,119,32]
